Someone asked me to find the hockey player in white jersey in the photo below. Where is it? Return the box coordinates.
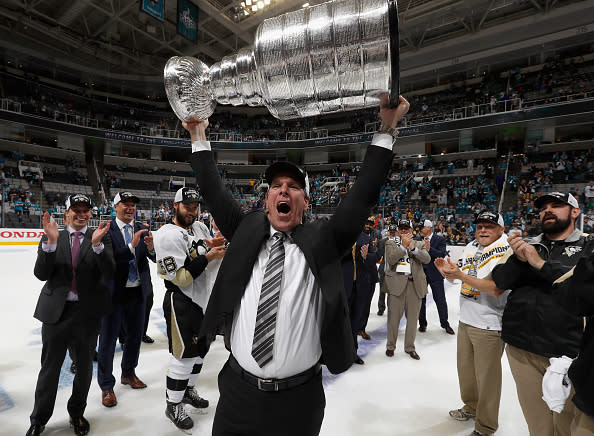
[154,187,226,433]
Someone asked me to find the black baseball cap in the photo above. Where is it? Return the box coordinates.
[474,210,504,226]
[397,219,412,228]
[388,224,398,231]
[534,192,579,209]
[65,193,92,210]
[265,161,309,196]
[113,191,140,205]
[174,187,200,204]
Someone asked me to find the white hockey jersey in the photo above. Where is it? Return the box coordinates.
[154,221,214,310]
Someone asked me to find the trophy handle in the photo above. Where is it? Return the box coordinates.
[388,0,400,108]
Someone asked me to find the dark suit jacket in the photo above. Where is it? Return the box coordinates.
[421,233,447,283]
[107,220,155,298]
[33,228,115,324]
[191,144,392,375]
[341,233,377,301]
[377,237,387,284]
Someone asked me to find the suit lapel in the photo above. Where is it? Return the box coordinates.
[111,220,126,249]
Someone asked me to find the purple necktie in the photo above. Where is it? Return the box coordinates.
[71,231,82,294]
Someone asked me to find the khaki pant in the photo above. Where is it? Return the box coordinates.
[571,408,594,436]
[506,344,575,436]
[457,322,505,435]
[386,280,422,353]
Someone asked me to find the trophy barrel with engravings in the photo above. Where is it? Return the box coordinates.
[164,0,400,121]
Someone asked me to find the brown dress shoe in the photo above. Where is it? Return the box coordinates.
[101,389,117,408]
[359,331,371,340]
[121,375,147,389]
[385,349,394,357]
[418,325,427,333]
[445,326,455,335]
[406,351,421,360]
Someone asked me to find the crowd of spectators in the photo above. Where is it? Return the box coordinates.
[2,45,593,144]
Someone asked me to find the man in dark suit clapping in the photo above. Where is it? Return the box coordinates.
[97,192,155,408]
[27,194,114,436]
[418,219,454,335]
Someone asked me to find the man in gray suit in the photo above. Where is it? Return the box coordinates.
[27,194,114,436]
[382,218,430,360]
[376,224,398,315]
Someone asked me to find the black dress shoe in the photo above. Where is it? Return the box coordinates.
[444,326,455,335]
[25,424,45,436]
[419,325,427,333]
[69,416,90,436]
[354,356,365,365]
[406,351,421,360]
[70,362,77,374]
[377,309,384,316]
[142,335,154,343]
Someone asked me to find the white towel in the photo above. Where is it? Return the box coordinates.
[542,355,573,413]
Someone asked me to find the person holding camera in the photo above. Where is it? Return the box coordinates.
[492,192,591,436]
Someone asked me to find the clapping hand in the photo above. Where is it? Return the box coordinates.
[131,229,148,248]
[435,257,460,282]
[361,244,369,259]
[206,236,227,248]
[508,233,545,269]
[92,222,109,247]
[42,212,59,244]
[144,231,154,251]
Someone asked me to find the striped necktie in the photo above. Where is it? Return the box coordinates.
[252,232,285,368]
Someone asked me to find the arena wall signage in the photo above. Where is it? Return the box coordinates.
[0,229,44,245]
[141,0,165,21]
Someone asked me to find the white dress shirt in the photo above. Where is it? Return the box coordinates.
[42,225,104,301]
[230,226,324,379]
[115,217,140,287]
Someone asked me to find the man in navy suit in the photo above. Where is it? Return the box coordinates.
[418,219,455,335]
[97,192,155,408]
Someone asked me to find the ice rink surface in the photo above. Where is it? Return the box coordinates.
[0,246,529,436]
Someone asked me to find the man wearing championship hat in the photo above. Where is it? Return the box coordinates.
[382,218,430,360]
[27,194,114,436]
[185,95,410,435]
[436,210,510,436]
[97,192,155,408]
[492,192,592,436]
[153,187,227,432]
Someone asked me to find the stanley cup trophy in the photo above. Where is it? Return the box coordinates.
[164,0,400,121]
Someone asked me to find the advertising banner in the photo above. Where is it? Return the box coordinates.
[0,229,44,245]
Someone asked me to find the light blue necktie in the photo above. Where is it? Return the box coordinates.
[124,224,138,282]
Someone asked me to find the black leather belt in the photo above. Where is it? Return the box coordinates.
[228,355,321,392]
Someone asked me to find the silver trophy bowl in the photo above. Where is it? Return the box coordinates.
[164,0,400,121]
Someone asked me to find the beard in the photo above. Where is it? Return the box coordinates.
[541,214,571,235]
[175,208,195,228]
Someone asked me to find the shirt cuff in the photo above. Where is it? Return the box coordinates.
[371,133,395,151]
[409,247,419,255]
[93,243,104,254]
[192,140,211,153]
[42,242,57,253]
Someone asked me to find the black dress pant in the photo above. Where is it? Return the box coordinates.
[143,290,153,336]
[213,360,325,436]
[30,303,100,426]
[418,279,450,329]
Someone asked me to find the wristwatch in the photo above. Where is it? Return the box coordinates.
[377,124,399,138]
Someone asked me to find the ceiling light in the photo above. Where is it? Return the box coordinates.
[303,2,310,7]
[264,0,270,4]
[252,4,258,11]
[246,0,252,5]
[244,9,250,15]
[257,1,264,8]
[241,1,245,6]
